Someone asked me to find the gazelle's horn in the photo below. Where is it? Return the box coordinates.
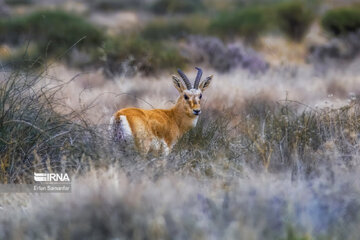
[194,67,202,89]
[177,69,192,90]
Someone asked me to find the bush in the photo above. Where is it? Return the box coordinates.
[141,20,191,41]
[308,29,360,64]
[0,69,100,183]
[209,6,269,42]
[321,7,360,36]
[185,35,269,73]
[0,10,104,56]
[102,36,187,76]
[151,0,204,14]
[275,1,314,41]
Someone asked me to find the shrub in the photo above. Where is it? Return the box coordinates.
[0,10,104,55]
[141,20,191,41]
[321,7,360,36]
[0,69,100,183]
[102,36,187,76]
[308,29,360,63]
[185,35,269,73]
[275,1,314,41]
[151,0,204,14]
[209,6,269,43]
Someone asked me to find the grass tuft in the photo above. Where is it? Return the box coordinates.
[0,68,102,183]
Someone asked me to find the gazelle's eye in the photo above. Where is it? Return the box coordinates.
[184,94,189,100]
[199,94,202,99]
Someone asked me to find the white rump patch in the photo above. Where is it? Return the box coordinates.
[119,115,133,139]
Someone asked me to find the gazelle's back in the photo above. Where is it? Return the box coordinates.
[112,107,177,154]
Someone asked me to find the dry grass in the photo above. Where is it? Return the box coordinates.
[1,161,360,239]
[44,61,360,124]
[1,53,360,239]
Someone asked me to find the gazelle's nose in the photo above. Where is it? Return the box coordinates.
[193,109,201,115]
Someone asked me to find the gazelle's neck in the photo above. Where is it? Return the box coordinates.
[170,97,198,134]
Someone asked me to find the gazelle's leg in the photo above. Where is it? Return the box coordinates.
[109,115,125,142]
[142,138,152,156]
[134,136,151,156]
[162,141,171,156]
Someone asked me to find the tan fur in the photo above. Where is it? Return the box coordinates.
[111,73,213,155]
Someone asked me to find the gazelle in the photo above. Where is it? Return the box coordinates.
[110,67,213,155]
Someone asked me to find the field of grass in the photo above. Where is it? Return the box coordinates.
[0,59,360,239]
[1,0,360,239]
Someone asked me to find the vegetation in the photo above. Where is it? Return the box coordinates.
[321,7,360,36]
[4,0,32,5]
[0,43,43,69]
[280,227,312,240]
[88,0,143,11]
[1,57,360,237]
[275,1,314,41]
[1,1,359,76]
[102,36,187,76]
[2,57,359,182]
[186,35,269,73]
[0,10,104,56]
[207,1,318,43]
[209,6,269,42]
[0,69,101,183]
[141,20,192,41]
[141,15,210,41]
[1,1,360,239]
[150,0,204,14]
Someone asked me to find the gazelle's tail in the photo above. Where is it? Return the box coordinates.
[109,115,124,142]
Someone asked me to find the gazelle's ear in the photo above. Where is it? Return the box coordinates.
[172,75,186,93]
[199,75,213,92]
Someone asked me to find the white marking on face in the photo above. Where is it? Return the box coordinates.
[183,89,202,96]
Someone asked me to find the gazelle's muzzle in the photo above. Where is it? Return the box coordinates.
[193,109,201,115]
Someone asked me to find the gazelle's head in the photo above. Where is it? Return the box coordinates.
[172,67,213,118]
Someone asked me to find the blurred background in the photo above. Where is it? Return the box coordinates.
[0,0,359,77]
